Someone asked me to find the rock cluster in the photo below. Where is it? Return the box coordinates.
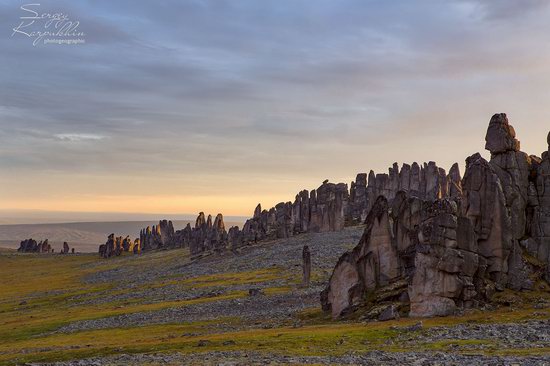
[177,213,228,255]
[99,234,140,258]
[322,113,550,319]
[139,220,175,251]
[138,214,228,255]
[348,162,462,224]
[17,239,52,253]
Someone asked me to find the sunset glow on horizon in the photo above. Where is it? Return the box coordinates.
[1,0,550,220]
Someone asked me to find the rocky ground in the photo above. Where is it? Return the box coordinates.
[1,226,550,365]
[32,352,550,366]
[58,227,362,334]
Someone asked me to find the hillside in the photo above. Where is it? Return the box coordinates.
[0,227,549,365]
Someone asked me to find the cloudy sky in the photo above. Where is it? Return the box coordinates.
[1,0,549,221]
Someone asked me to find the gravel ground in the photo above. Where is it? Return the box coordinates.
[54,227,362,334]
[398,319,550,349]
[32,350,550,366]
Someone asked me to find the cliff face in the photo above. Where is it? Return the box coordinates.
[321,114,550,319]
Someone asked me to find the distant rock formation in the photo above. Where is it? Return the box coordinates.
[136,214,229,255]
[321,113,550,319]
[17,239,51,253]
[62,242,70,254]
[99,234,140,258]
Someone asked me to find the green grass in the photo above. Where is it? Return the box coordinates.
[1,251,550,365]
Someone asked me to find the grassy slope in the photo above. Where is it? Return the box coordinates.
[0,251,549,365]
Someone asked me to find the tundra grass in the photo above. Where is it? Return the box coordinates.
[2,252,550,365]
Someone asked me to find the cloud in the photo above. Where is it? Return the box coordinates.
[1,0,550,215]
[54,133,107,142]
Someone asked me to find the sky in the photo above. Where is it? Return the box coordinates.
[1,0,550,222]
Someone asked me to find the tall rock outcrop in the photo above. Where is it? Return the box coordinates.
[322,114,549,319]
[485,113,531,242]
[530,131,550,280]
[461,153,512,287]
[321,194,481,318]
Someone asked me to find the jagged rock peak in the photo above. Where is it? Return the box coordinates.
[195,212,206,228]
[485,113,520,154]
[213,213,225,231]
[253,204,262,219]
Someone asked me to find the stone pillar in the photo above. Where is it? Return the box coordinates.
[302,245,311,287]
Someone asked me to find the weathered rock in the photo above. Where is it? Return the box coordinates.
[531,131,550,280]
[133,239,141,254]
[322,114,550,319]
[322,194,483,318]
[485,113,520,154]
[173,212,230,255]
[302,245,311,287]
[321,196,397,318]
[461,153,512,286]
[100,234,116,258]
[62,242,70,254]
[228,226,244,250]
[17,238,49,253]
[378,304,399,321]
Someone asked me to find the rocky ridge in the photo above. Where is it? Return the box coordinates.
[127,161,459,258]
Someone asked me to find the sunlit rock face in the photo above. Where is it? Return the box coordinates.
[322,114,550,319]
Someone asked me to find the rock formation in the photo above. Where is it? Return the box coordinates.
[183,213,228,255]
[322,114,550,319]
[62,242,70,254]
[17,239,51,253]
[529,131,550,281]
[99,234,139,258]
[99,162,458,258]
[348,162,462,224]
[303,245,311,287]
[135,214,230,256]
